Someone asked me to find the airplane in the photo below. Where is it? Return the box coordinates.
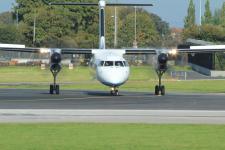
[0,0,225,96]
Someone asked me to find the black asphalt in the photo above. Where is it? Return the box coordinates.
[0,89,224,110]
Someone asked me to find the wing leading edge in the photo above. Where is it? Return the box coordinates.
[0,45,157,55]
[177,45,225,53]
[0,45,93,54]
[1,44,225,55]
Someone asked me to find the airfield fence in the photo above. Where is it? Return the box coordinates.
[170,71,187,80]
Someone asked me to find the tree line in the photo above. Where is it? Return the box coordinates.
[184,0,225,43]
[0,0,170,48]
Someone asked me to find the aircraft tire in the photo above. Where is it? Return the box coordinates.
[50,84,54,94]
[56,85,60,95]
[115,90,119,96]
[161,85,165,96]
[155,85,159,95]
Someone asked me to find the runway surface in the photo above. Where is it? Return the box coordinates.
[0,89,225,124]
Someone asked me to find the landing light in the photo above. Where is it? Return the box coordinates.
[40,48,50,53]
[168,49,177,56]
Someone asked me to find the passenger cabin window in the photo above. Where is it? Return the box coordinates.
[99,61,104,66]
[115,61,124,67]
[104,61,113,66]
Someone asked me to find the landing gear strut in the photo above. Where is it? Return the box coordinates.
[155,69,166,96]
[50,64,61,95]
[110,87,119,96]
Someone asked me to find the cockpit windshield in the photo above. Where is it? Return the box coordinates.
[123,61,129,67]
[104,61,114,66]
[100,61,104,66]
[99,61,128,67]
[115,61,124,67]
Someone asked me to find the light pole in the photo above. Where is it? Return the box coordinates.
[133,6,137,48]
[33,13,36,46]
[200,0,202,26]
[114,6,118,48]
[16,9,19,28]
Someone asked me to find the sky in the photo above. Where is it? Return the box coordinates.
[0,0,225,28]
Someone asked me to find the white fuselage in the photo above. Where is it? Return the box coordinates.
[91,50,130,87]
[89,1,130,88]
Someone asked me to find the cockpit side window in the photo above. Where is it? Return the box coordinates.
[115,61,124,67]
[104,61,114,66]
[99,61,104,66]
[123,61,129,66]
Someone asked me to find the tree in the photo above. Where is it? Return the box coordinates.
[0,24,23,44]
[212,9,221,25]
[184,0,195,29]
[10,0,169,48]
[118,8,161,47]
[14,0,99,47]
[183,25,200,40]
[0,12,14,25]
[199,24,225,42]
[150,13,170,36]
[221,2,225,27]
[202,0,212,24]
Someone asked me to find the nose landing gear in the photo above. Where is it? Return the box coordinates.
[110,87,119,96]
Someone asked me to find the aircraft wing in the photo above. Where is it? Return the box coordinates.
[177,45,225,53]
[0,47,40,53]
[0,44,157,55]
[60,48,92,54]
[124,48,157,55]
[0,44,46,53]
[1,44,225,55]
[0,44,93,54]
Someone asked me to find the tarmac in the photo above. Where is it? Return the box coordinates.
[0,89,225,124]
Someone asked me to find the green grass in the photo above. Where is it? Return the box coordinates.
[0,66,225,93]
[0,66,93,83]
[0,123,225,150]
[169,65,192,71]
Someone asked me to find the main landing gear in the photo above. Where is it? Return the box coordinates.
[49,64,61,95]
[155,69,166,96]
[110,87,119,96]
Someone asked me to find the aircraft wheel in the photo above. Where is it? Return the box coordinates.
[50,84,54,94]
[110,89,119,96]
[56,85,60,95]
[155,85,159,95]
[161,85,165,96]
[115,90,119,96]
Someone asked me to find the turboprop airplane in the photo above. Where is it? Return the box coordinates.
[0,0,225,96]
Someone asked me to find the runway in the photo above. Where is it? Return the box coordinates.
[0,89,225,124]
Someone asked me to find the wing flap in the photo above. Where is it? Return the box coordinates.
[125,48,157,55]
[61,48,92,54]
[0,47,40,53]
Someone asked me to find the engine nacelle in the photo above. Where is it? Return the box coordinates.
[51,52,62,64]
[158,53,168,70]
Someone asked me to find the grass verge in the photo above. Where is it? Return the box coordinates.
[0,66,225,93]
[0,123,225,150]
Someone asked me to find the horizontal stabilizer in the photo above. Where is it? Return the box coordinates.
[107,3,153,7]
[48,2,98,6]
[45,1,152,7]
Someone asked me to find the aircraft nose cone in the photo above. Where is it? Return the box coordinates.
[97,67,129,86]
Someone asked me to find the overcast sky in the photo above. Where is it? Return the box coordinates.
[1,0,225,28]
